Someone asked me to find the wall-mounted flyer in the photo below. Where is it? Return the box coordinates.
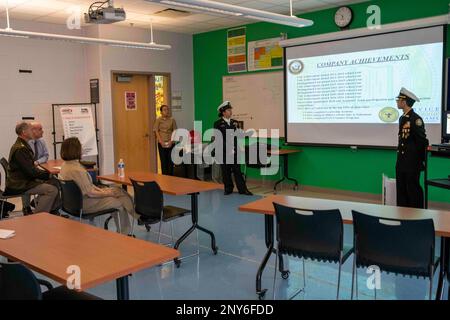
[227,27,247,73]
[248,37,283,71]
[60,106,98,157]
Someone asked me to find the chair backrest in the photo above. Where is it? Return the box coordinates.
[131,179,163,220]
[0,158,8,190]
[273,202,344,262]
[58,179,83,217]
[352,210,435,277]
[0,262,42,300]
[0,158,9,177]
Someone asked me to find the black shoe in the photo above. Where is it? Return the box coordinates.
[1,212,9,219]
[224,190,233,195]
[239,189,253,196]
[22,206,33,216]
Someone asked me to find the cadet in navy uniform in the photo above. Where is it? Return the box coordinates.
[395,88,429,208]
[214,101,252,196]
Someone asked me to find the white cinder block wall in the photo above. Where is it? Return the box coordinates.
[0,19,194,175]
[0,19,89,162]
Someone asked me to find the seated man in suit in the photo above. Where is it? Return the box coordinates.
[29,121,49,165]
[4,121,60,214]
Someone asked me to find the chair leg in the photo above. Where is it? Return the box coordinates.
[196,228,200,255]
[130,214,136,237]
[351,257,356,300]
[157,222,163,244]
[0,200,5,220]
[170,221,175,247]
[272,249,278,300]
[302,258,306,289]
[116,212,122,234]
[355,266,359,300]
[336,255,342,300]
[429,267,434,300]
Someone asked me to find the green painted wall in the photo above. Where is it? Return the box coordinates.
[193,0,450,203]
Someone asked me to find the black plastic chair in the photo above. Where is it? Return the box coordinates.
[272,203,353,300]
[58,179,118,232]
[351,210,438,300]
[0,262,101,300]
[131,179,191,246]
[0,158,23,219]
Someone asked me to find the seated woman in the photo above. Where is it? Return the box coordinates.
[58,137,136,235]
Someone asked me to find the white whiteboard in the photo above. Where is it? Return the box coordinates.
[223,71,284,137]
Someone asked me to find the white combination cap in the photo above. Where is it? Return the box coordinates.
[397,87,420,102]
[217,101,232,112]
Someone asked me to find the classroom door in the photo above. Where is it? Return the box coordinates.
[112,74,156,173]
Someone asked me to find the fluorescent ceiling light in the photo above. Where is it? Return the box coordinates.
[160,0,243,16]
[146,0,313,28]
[0,28,171,50]
[0,1,171,50]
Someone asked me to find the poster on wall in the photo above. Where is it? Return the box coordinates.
[248,37,284,71]
[172,91,182,112]
[59,106,98,157]
[227,27,247,73]
[125,91,137,110]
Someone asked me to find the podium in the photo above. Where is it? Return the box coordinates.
[424,147,450,209]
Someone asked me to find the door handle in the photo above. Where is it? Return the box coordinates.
[143,133,150,138]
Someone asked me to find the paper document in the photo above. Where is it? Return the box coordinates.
[0,229,15,239]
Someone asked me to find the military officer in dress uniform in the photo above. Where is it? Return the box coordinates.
[395,88,429,208]
[214,101,252,196]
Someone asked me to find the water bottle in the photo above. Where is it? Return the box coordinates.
[118,159,125,178]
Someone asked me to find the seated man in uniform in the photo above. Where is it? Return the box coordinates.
[22,120,50,214]
[4,121,60,214]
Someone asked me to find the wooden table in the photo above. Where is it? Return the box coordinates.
[39,159,64,175]
[0,213,179,300]
[268,149,301,193]
[98,172,223,266]
[239,195,450,300]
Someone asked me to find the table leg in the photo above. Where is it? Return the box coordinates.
[273,154,299,193]
[255,214,289,299]
[173,193,218,266]
[116,276,129,300]
[256,214,274,299]
[122,184,128,191]
[436,237,448,300]
[283,154,299,189]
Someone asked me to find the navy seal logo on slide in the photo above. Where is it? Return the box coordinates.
[288,60,304,74]
[379,107,399,123]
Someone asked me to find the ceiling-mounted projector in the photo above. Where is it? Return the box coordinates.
[85,0,126,24]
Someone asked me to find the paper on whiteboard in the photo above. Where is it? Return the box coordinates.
[60,106,98,157]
